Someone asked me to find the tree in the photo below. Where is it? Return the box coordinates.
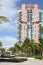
[21,38,32,56]
[0,16,9,23]
[0,4,9,23]
[39,25,43,56]
[24,38,30,44]
[39,37,43,56]
[8,46,16,54]
[0,48,5,53]
[0,41,5,53]
[14,43,21,53]
[0,41,3,47]
[39,26,43,34]
[22,38,40,56]
[39,37,43,44]
[34,43,39,55]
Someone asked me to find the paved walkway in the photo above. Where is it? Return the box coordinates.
[0,59,43,65]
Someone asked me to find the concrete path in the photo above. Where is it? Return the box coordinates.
[0,59,43,65]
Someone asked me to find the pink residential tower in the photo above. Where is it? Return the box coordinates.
[17,4,43,43]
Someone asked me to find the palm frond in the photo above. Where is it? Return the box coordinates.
[0,16,10,23]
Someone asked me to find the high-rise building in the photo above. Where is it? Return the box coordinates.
[17,4,43,43]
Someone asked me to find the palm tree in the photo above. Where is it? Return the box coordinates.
[0,48,5,53]
[21,38,32,56]
[22,38,40,56]
[14,43,21,53]
[39,38,43,56]
[39,26,43,34]
[0,4,9,23]
[0,41,3,47]
[0,41,5,53]
[0,16,9,23]
[24,38,30,44]
[39,25,43,56]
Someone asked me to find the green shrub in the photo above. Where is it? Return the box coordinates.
[34,56,43,59]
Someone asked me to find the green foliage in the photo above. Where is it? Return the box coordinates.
[8,47,14,51]
[0,16,10,23]
[0,41,3,47]
[8,37,43,57]
[39,26,43,34]
[39,37,43,44]
[34,56,43,59]
[5,51,12,55]
[24,38,30,44]
[0,41,5,53]
[0,48,5,53]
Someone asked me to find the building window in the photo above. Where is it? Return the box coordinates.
[18,11,22,22]
[39,12,42,22]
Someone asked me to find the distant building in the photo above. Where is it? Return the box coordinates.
[17,4,43,43]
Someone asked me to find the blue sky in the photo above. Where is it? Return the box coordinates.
[0,0,43,49]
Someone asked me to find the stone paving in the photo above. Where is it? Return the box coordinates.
[0,59,43,65]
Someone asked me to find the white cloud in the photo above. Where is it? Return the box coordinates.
[0,22,17,32]
[0,0,19,18]
[0,36,17,49]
